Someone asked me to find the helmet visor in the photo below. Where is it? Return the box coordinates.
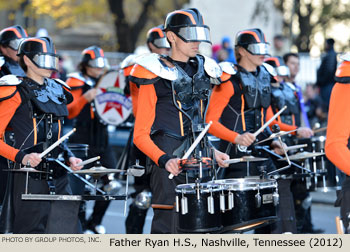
[8,38,24,51]
[177,26,211,43]
[88,57,108,68]
[32,54,59,71]
[276,65,290,77]
[246,43,270,55]
[152,37,170,49]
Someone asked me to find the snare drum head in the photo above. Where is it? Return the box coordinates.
[175,183,219,193]
[212,178,277,190]
[94,70,132,125]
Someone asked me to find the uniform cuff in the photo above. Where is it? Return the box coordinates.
[15,150,26,164]
[158,154,172,169]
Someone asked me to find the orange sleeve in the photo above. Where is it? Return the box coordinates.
[266,106,298,133]
[325,83,350,175]
[66,78,89,119]
[206,80,239,143]
[131,64,158,79]
[0,92,22,162]
[130,81,139,116]
[133,84,166,166]
[123,65,133,77]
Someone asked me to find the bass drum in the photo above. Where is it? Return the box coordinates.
[94,70,133,126]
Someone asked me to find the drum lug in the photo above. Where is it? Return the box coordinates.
[175,195,179,212]
[181,196,188,215]
[237,144,247,152]
[208,194,215,214]
[273,192,279,206]
[255,192,261,208]
[220,193,225,212]
[228,191,234,210]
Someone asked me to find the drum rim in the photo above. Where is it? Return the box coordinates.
[209,178,278,190]
[175,182,221,193]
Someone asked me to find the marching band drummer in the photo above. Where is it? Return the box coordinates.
[205,29,297,234]
[131,8,229,233]
[0,25,28,213]
[0,25,28,77]
[264,56,322,234]
[325,54,350,233]
[123,25,170,234]
[206,28,284,179]
[66,46,116,234]
[264,56,313,140]
[0,37,83,233]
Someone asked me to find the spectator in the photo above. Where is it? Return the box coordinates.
[216,36,236,63]
[273,34,288,57]
[316,38,337,112]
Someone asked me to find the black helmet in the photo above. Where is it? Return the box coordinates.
[264,56,290,77]
[18,37,59,71]
[235,28,269,55]
[0,25,28,50]
[164,8,211,43]
[81,45,108,68]
[147,25,170,49]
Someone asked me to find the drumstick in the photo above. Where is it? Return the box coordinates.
[39,128,76,158]
[168,121,213,179]
[223,158,243,164]
[253,105,287,137]
[285,144,308,151]
[313,127,327,134]
[75,156,100,167]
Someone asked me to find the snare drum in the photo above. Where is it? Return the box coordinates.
[296,136,341,191]
[175,183,222,233]
[210,178,278,232]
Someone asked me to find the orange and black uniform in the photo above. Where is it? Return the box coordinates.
[206,63,298,233]
[123,62,140,116]
[0,76,79,234]
[0,56,26,206]
[206,64,275,178]
[66,73,116,230]
[122,56,151,234]
[266,82,300,133]
[326,59,350,233]
[268,80,314,234]
[131,54,224,233]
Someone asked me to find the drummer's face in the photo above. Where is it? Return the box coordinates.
[86,66,104,79]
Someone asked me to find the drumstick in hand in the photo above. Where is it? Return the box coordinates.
[168,121,212,179]
[313,127,327,134]
[76,156,100,167]
[253,106,287,137]
[39,128,76,158]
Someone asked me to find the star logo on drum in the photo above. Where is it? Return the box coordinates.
[99,76,125,117]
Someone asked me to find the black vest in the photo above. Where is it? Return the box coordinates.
[271,82,299,126]
[16,78,71,150]
[9,78,72,178]
[171,55,211,127]
[0,56,26,77]
[151,56,213,162]
[221,65,272,134]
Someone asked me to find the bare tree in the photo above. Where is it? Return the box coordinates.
[108,0,156,53]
